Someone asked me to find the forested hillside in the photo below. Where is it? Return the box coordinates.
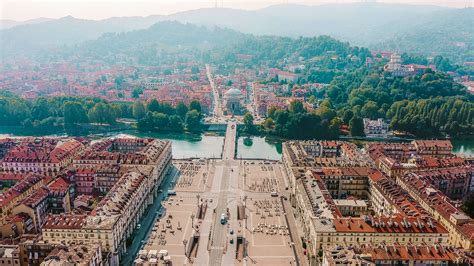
[375,8,474,64]
[1,4,472,63]
[2,21,472,138]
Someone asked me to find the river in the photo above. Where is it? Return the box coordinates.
[0,129,471,159]
[91,130,226,159]
[237,136,282,160]
[452,140,474,157]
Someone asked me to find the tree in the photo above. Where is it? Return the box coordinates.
[31,98,50,121]
[132,88,143,98]
[316,105,336,121]
[284,113,322,139]
[132,101,146,120]
[263,117,275,130]
[185,110,201,132]
[147,99,161,113]
[189,100,202,113]
[176,102,188,119]
[160,103,175,115]
[243,112,254,133]
[342,109,354,124]
[289,100,305,114]
[169,115,184,132]
[110,104,123,119]
[327,117,342,138]
[433,56,454,72]
[153,112,169,129]
[114,75,125,89]
[191,66,200,74]
[349,116,365,137]
[64,101,88,125]
[267,106,278,119]
[361,101,380,119]
[88,102,115,125]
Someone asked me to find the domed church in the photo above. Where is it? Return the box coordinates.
[223,88,244,115]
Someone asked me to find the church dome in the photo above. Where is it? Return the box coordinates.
[224,88,242,97]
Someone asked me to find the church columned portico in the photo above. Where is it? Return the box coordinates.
[223,88,244,115]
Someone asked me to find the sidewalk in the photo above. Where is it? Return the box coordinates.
[282,199,309,266]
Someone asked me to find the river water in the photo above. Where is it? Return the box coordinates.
[0,129,471,159]
[93,130,226,159]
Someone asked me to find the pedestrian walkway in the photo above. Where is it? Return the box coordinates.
[282,199,309,266]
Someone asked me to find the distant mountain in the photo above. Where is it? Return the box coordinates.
[71,21,249,65]
[374,8,474,63]
[0,20,19,30]
[0,17,53,30]
[84,21,245,50]
[0,15,165,57]
[167,4,445,42]
[1,3,472,62]
[164,4,473,62]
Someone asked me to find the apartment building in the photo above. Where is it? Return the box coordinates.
[41,243,102,266]
[19,238,55,266]
[42,139,171,265]
[412,140,453,158]
[294,172,449,263]
[282,141,371,197]
[366,142,417,163]
[75,168,96,194]
[311,167,372,199]
[397,173,474,250]
[0,174,47,222]
[0,245,20,266]
[1,138,85,174]
[42,170,157,264]
[322,244,471,266]
[412,166,472,200]
[94,165,123,193]
[368,170,429,218]
[12,187,49,232]
[47,177,73,214]
[363,118,389,136]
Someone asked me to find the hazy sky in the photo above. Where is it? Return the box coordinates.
[1,0,472,21]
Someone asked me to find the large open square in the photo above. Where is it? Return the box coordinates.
[137,156,298,265]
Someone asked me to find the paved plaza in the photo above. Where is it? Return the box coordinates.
[138,122,302,265]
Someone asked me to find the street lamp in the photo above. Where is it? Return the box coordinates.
[183,239,188,256]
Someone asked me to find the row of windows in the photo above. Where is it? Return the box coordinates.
[329,236,442,243]
[0,259,19,265]
[45,232,109,239]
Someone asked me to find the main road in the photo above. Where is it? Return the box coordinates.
[207,121,238,266]
[222,121,237,160]
[120,166,179,265]
[206,64,223,117]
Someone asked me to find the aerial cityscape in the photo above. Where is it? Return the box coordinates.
[0,1,473,265]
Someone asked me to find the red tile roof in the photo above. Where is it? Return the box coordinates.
[334,216,447,234]
[43,214,87,230]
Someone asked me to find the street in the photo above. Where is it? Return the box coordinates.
[120,166,179,266]
[206,64,223,117]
